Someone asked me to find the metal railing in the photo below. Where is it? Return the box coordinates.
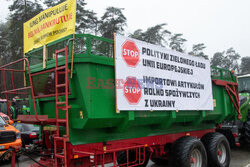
[0,58,46,122]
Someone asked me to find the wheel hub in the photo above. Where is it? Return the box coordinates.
[190,149,202,167]
[217,143,226,164]
[190,157,197,163]
[217,150,222,156]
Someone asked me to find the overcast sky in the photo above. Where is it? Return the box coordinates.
[1,0,250,59]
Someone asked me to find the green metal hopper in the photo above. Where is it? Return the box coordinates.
[22,34,239,145]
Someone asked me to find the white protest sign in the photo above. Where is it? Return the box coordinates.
[115,34,213,111]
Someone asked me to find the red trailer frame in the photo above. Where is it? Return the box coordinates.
[29,128,215,167]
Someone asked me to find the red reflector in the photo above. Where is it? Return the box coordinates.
[233,133,238,138]
[29,132,38,139]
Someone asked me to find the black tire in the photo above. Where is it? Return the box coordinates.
[117,148,150,167]
[240,110,250,146]
[170,136,207,167]
[151,157,168,165]
[244,120,250,143]
[244,110,250,143]
[202,132,230,167]
[216,130,236,148]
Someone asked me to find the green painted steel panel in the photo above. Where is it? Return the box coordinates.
[25,34,238,145]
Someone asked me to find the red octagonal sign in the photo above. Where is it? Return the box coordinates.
[122,40,140,67]
[123,77,142,104]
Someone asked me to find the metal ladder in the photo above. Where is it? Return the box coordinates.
[54,46,70,167]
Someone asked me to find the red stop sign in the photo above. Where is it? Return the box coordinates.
[123,77,142,104]
[122,40,140,67]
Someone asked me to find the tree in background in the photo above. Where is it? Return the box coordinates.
[43,0,65,7]
[44,0,99,34]
[240,57,250,75]
[99,7,127,39]
[130,23,171,47]
[129,29,144,41]
[169,33,187,53]
[211,48,240,73]
[211,51,225,68]
[0,22,8,94]
[8,0,43,58]
[0,22,10,94]
[189,43,208,60]
[76,3,99,34]
[225,47,240,73]
[0,22,10,60]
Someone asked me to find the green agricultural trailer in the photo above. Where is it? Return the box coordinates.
[0,34,241,167]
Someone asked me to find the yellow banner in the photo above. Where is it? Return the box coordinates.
[23,0,76,54]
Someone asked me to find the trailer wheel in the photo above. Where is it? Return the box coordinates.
[202,132,230,167]
[117,148,150,167]
[170,136,207,167]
